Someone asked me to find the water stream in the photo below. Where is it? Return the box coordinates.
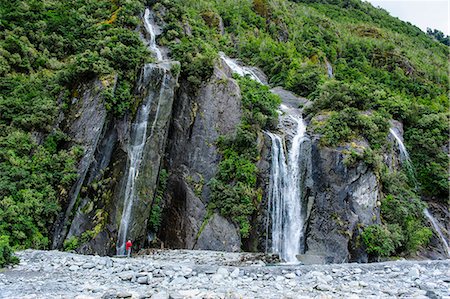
[143,8,163,61]
[116,8,165,255]
[219,53,264,84]
[424,209,450,257]
[267,113,309,263]
[221,54,310,263]
[390,128,449,257]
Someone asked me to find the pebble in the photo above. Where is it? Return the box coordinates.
[1,249,449,299]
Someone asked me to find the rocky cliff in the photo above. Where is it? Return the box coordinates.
[55,62,179,255]
[159,57,242,251]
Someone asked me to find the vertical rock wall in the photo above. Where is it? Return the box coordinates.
[159,59,242,251]
[62,62,179,255]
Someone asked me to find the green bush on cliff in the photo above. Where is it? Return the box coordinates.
[0,235,19,268]
[210,76,280,238]
[362,170,432,258]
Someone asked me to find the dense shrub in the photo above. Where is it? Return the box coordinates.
[0,235,19,268]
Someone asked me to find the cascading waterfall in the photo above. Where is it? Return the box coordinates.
[390,127,450,257]
[424,209,450,257]
[219,53,263,84]
[389,128,413,169]
[326,60,333,78]
[143,8,163,61]
[220,53,310,263]
[267,113,309,263]
[116,8,165,255]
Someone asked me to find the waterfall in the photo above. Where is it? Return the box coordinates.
[326,60,333,78]
[389,128,413,169]
[116,77,154,255]
[267,113,309,263]
[143,8,163,61]
[424,209,450,257]
[390,128,450,257]
[220,52,310,263]
[219,53,264,84]
[116,8,166,255]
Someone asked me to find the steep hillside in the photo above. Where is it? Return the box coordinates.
[0,0,448,261]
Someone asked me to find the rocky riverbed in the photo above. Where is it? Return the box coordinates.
[0,250,449,299]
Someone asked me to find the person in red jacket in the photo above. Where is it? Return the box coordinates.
[126,240,132,258]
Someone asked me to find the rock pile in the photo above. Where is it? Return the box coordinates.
[0,250,449,298]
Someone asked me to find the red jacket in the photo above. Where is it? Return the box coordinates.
[126,241,132,250]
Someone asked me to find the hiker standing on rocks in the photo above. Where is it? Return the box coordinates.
[126,240,132,258]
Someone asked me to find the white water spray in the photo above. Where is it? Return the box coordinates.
[219,53,264,84]
[267,114,309,263]
[143,8,163,62]
[424,208,450,257]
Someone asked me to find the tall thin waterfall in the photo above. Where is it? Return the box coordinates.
[389,128,413,169]
[268,114,309,263]
[390,127,449,257]
[116,8,165,255]
[424,209,450,257]
[326,60,333,78]
[116,78,155,255]
[143,8,163,61]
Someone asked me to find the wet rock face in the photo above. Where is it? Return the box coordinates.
[160,60,242,251]
[305,137,380,263]
[62,62,179,255]
[52,77,110,249]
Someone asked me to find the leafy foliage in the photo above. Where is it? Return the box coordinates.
[0,235,19,267]
[149,169,169,232]
[0,0,147,249]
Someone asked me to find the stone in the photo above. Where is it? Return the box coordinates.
[230,268,240,278]
[118,271,135,281]
[82,263,96,269]
[216,267,229,277]
[117,292,132,298]
[408,267,420,279]
[137,276,148,284]
[151,291,169,299]
[69,265,79,271]
[285,273,296,279]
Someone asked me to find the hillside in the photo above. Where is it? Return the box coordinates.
[0,0,448,263]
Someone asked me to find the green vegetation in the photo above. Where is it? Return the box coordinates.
[0,0,148,249]
[210,76,280,238]
[0,235,19,268]
[1,0,447,258]
[148,169,169,232]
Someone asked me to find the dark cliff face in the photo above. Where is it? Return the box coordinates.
[57,62,179,255]
[305,138,381,263]
[159,58,242,251]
